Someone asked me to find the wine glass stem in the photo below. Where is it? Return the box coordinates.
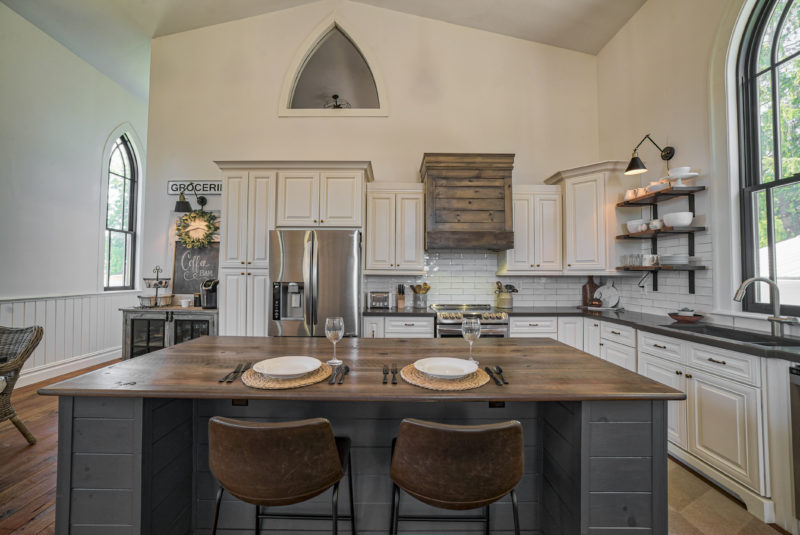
[469,341,473,360]
[333,342,337,359]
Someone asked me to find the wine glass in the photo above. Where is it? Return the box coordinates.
[325,317,344,366]
[461,317,481,364]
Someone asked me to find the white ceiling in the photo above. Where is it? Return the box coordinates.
[2,0,645,102]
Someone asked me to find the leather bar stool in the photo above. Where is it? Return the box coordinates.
[208,416,356,535]
[389,418,523,535]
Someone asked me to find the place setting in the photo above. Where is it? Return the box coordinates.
[239,317,349,389]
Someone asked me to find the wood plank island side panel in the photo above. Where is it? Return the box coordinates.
[39,337,685,402]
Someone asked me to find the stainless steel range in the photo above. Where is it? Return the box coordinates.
[432,304,509,338]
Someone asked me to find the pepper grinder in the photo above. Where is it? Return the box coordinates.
[397,284,405,310]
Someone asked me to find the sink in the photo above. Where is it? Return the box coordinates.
[660,323,800,347]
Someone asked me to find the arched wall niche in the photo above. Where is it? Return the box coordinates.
[278,14,389,117]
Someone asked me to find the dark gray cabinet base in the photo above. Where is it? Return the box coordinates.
[55,398,667,534]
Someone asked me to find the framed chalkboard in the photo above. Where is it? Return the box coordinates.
[172,241,219,295]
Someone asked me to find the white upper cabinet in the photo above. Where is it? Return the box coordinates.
[564,173,605,271]
[497,186,561,274]
[220,170,274,269]
[365,183,425,275]
[320,171,363,227]
[277,171,320,226]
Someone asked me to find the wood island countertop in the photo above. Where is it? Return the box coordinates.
[38,336,684,401]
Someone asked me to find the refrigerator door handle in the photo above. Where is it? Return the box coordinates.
[312,232,319,328]
[303,235,313,334]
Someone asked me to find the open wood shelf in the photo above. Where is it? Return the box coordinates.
[616,265,707,272]
[616,226,706,240]
[616,186,706,207]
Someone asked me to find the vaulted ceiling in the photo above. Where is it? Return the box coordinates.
[1,0,645,101]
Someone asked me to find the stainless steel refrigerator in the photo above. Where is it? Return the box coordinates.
[268,230,361,337]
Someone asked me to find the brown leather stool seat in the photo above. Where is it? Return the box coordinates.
[208,416,356,534]
[389,418,524,534]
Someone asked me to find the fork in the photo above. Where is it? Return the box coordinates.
[391,363,398,384]
[382,364,389,384]
[494,365,509,384]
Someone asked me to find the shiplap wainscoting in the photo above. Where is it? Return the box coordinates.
[0,292,138,387]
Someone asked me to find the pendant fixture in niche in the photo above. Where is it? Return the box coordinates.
[290,26,379,110]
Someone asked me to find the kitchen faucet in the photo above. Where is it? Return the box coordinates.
[733,277,798,337]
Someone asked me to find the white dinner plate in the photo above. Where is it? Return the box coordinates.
[594,282,621,308]
[414,357,478,380]
[253,356,321,379]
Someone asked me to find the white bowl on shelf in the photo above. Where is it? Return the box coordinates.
[662,212,694,227]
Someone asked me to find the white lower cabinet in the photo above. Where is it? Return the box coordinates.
[363,316,433,338]
[218,268,269,336]
[508,317,557,338]
[638,353,688,449]
[557,317,583,350]
[362,317,385,339]
[686,368,763,493]
[583,319,602,357]
[600,339,636,371]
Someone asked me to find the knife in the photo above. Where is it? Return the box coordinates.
[329,365,341,385]
[230,361,252,383]
[484,366,503,386]
[338,365,350,384]
[382,364,389,384]
[220,362,243,383]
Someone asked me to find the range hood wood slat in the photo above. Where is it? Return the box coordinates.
[420,153,515,251]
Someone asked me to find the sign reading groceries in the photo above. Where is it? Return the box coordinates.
[167,181,222,195]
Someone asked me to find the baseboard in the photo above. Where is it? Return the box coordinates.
[668,444,776,524]
[16,347,121,388]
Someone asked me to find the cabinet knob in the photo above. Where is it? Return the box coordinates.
[247,261,252,265]
[536,264,540,267]
[247,272,252,276]
[240,272,245,275]
[320,220,324,223]
[675,370,683,375]
[685,373,693,379]
[567,263,572,267]
[593,323,599,327]
[530,264,534,267]
[599,342,604,346]
[241,261,245,265]
[313,219,318,223]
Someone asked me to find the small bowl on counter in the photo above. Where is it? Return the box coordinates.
[668,312,705,323]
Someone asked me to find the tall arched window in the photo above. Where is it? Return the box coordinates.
[739,0,800,314]
[104,134,137,290]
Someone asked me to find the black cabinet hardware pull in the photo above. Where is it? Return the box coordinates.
[654,344,667,349]
[611,330,621,335]
[707,357,727,365]
[685,373,693,379]
[675,370,683,375]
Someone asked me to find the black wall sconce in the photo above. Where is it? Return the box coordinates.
[624,134,675,175]
[173,182,208,212]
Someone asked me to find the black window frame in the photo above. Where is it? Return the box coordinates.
[738,0,800,316]
[103,134,138,291]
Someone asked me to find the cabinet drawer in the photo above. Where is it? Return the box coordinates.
[509,317,557,337]
[687,343,761,387]
[384,317,434,337]
[601,322,636,347]
[600,339,637,372]
[638,331,685,363]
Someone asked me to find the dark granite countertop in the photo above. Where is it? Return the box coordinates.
[361,306,800,362]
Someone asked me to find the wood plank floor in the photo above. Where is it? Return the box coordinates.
[0,361,786,534]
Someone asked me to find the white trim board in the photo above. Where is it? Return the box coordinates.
[16,347,120,389]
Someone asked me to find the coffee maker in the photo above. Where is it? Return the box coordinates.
[201,279,219,309]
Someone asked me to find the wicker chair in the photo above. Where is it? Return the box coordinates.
[0,326,43,445]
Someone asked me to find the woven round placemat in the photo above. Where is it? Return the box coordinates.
[400,364,490,391]
[240,364,333,390]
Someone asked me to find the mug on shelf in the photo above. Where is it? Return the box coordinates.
[642,254,659,266]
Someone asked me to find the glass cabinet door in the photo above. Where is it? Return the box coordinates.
[130,319,166,357]
[173,319,210,345]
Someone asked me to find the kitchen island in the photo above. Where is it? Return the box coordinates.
[40,337,683,534]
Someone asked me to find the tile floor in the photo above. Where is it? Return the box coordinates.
[669,459,781,534]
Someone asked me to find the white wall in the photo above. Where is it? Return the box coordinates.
[143,0,600,272]
[0,2,148,299]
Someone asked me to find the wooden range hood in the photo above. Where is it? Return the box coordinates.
[420,153,515,250]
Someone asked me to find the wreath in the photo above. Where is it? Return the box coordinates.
[176,210,218,249]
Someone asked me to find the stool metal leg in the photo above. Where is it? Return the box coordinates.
[255,504,261,535]
[511,489,520,535]
[347,451,356,535]
[211,487,223,535]
[484,504,490,535]
[331,481,340,535]
[390,484,400,535]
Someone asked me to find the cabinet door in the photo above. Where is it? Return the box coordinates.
[130,318,166,357]
[247,269,270,337]
[533,193,562,271]
[687,369,763,492]
[362,317,385,339]
[218,269,247,336]
[583,319,601,357]
[320,171,362,227]
[600,339,636,371]
[557,317,583,350]
[220,170,249,268]
[365,192,396,270]
[506,194,534,270]
[248,171,274,269]
[638,354,687,449]
[564,174,605,271]
[395,193,425,271]
[276,171,319,226]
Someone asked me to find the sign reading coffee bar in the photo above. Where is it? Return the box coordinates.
[167,181,222,195]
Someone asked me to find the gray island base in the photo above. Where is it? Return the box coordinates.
[43,337,677,534]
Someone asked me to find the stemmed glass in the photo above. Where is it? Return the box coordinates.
[461,317,481,364]
[325,317,344,366]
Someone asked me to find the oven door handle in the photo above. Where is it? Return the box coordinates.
[437,326,508,336]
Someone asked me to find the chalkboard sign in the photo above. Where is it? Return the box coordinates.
[172,241,219,295]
